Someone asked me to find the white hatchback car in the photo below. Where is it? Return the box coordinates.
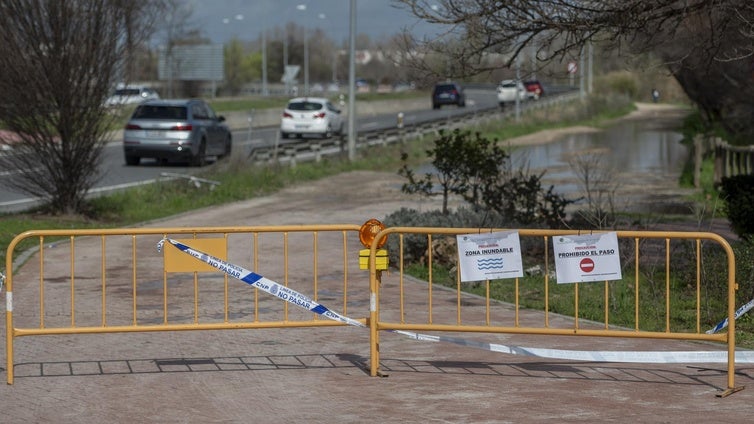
[280,97,344,139]
[496,80,526,107]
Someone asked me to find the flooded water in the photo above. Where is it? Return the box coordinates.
[510,118,691,212]
[415,111,693,214]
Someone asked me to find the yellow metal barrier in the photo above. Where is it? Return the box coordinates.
[3,223,744,397]
[4,225,363,384]
[366,228,742,397]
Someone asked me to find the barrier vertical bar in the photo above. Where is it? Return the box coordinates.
[283,232,289,320]
[39,236,45,328]
[193,270,199,324]
[399,234,405,323]
[604,281,609,329]
[634,238,640,331]
[695,239,701,333]
[131,235,137,325]
[339,231,346,315]
[369,238,380,377]
[456,273,462,324]
[544,235,550,328]
[162,233,168,324]
[575,283,580,330]
[427,234,433,324]
[342,230,349,315]
[70,236,75,327]
[193,235,199,324]
[665,238,671,332]
[484,279,490,326]
[721,240,743,397]
[313,231,319,318]
[101,236,107,326]
[6,237,15,384]
[224,233,229,323]
[253,232,259,322]
[515,277,520,327]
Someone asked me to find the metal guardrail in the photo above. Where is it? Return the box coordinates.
[248,92,582,165]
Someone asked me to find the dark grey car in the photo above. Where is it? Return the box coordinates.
[123,99,232,166]
[431,82,466,109]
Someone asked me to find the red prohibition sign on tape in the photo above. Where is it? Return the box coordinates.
[580,257,595,273]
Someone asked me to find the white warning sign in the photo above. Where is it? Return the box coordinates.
[457,231,524,282]
[552,232,622,284]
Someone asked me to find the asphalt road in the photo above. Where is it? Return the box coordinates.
[0,89,499,213]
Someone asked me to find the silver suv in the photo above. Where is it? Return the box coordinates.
[123,99,231,166]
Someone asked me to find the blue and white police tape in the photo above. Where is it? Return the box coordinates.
[706,297,754,334]
[157,238,365,328]
[392,330,754,363]
[159,238,754,364]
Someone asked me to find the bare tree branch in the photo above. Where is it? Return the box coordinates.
[394,0,754,141]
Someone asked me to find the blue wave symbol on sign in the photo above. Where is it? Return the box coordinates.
[477,258,504,270]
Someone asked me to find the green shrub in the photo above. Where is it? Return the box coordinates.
[719,175,754,240]
[399,129,575,226]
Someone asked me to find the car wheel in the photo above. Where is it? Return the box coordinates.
[432,104,440,110]
[281,131,289,139]
[125,155,140,166]
[191,139,207,167]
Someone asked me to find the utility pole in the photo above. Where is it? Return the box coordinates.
[262,30,268,96]
[347,0,356,161]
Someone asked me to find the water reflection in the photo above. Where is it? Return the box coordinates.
[510,119,688,200]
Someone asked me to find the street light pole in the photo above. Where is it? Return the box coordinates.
[347,0,356,161]
[262,30,268,96]
[283,31,289,94]
[304,27,309,95]
[296,4,308,96]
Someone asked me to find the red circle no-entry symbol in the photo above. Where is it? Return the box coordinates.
[580,258,595,273]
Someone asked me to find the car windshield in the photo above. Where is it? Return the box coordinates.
[501,82,517,88]
[114,88,142,96]
[287,101,324,111]
[435,85,455,92]
[131,105,187,120]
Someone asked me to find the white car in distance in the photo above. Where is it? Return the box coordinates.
[280,97,344,139]
[496,80,527,107]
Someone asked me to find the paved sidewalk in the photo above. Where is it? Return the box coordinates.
[2,170,753,423]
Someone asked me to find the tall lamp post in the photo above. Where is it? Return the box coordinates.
[296,4,308,95]
[347,0,356,161]
[295,5,328,96]
[262,29,268,96]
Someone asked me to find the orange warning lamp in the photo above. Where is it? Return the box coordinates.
[359,218,387,249]
[359,219,389,271]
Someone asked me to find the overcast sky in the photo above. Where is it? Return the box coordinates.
[184,0,440,44]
